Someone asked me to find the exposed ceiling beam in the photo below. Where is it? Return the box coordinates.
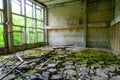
[48,0,82,8]
[32,0,47,7]
[43,0,73,5]
[32,0,83,8]
[42,0,56,3]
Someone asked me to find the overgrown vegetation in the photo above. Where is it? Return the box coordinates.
[0,56,6,62]
[26,69,37,74]
[66,50,118,64]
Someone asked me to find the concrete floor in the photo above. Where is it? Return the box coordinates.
[0,46,120,80]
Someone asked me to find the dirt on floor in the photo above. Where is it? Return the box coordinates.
[0,46,120,80]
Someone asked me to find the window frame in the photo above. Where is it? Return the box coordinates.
[0,2,5,47]
[11,0,45,45]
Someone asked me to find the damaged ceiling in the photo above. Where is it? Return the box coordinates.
[33,0,82,8]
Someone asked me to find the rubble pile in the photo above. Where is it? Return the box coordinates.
[0,46,120,80]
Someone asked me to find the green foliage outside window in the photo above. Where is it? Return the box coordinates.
[13,32,22,45]
[29,33,33,43]
[12,14,25,26]
[37,33,43,42]
[37,21,43,28]
[0,25,4,47]
[0,0,44,47]
[26,18,33,27]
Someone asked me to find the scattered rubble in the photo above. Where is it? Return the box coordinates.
[0,46,120,80]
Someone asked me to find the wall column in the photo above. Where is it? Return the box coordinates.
[4,0,14,53]
[83,0,87,47]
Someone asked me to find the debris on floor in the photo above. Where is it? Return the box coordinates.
[0,46,120,80]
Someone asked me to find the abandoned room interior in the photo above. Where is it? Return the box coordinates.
[0,0,120,80]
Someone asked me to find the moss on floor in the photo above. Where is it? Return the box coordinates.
[21,50,47,57]
[0,56,6,62]
[66,50,118,64]
[26,69,37,74]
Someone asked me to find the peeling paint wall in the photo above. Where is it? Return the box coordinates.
[110,24,120,53]
[48,4,83,27]
[87,0,113,23]
[114,0,120,21]
[87,27,109,48]
[48,0,113,48]
[110,0,120,53]
[48,3,84,46]
[48,28,84,46]
[87,0,113,48]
